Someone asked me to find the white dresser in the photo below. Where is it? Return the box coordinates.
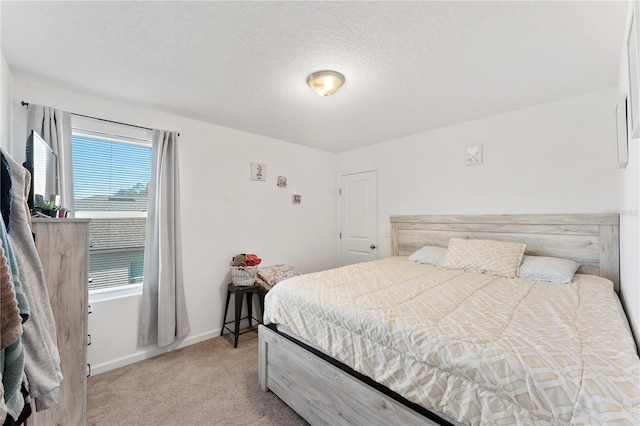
[30,218,90,426]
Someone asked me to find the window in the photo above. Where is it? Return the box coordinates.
[71,118,152,292]
[128,260,144,284]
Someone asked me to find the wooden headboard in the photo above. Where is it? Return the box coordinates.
[390,214,620,292]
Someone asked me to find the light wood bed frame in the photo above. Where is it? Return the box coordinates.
[259,213,620,425]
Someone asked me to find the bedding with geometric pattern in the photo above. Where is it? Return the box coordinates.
[264,256,640,425]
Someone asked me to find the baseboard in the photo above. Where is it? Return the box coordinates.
[88,329,221,376]
[89,315,259,376]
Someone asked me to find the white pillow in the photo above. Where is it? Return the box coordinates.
[518,255,580,284]
[441,238,526,278]
[408,246,447,265]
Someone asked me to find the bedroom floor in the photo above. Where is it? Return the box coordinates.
[87,331,307,425]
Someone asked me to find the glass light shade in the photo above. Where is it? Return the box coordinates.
[307,71,345,97]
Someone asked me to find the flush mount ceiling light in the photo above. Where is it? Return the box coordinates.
[306,70,345,97]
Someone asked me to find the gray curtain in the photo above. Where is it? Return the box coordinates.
[138,130,190,347]
[26,104,74,215]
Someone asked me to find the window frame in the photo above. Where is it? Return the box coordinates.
[71,117,153,298]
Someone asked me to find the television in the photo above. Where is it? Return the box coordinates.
[24,130,58,213]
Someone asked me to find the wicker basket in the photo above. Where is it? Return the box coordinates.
[230,266,257,286]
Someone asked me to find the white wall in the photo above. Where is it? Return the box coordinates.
[1,51,13,152]
[617,2,640,344]
[339,87,620,256]
[11,74,338,374]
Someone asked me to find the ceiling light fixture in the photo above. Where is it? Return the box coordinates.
[307,70,345,97]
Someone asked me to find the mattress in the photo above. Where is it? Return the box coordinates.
[264,256,640,425]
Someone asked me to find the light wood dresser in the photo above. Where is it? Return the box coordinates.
[30,218,90,426]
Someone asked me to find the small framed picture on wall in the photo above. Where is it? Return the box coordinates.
[251,162,267,181]
[464,144,483,166]
[627,2,640,138]
[616,94,629,169]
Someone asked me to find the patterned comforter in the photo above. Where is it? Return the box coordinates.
[264,256,640,425]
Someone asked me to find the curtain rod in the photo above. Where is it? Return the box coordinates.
[20,101,180,136]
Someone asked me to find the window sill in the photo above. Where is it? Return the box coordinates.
[89,283,143,303]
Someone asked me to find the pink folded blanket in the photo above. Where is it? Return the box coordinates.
[255,264,301,291]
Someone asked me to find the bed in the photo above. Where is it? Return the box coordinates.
[258,214,639,425]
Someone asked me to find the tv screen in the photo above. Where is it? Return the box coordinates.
[24,130,58,212]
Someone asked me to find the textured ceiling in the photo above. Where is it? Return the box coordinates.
[0,1,629,153]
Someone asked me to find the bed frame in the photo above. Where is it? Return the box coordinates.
[259,213,620,425]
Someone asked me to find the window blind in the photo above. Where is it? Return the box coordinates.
[72,133,152,291]
[73,136,151,212]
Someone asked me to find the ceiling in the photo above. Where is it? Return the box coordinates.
[0,1,630,153]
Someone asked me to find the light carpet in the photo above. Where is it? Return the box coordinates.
[87,331,307,425]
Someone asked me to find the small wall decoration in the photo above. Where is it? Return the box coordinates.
[251,162,267,181]
[277,176,287,188]
[292,194,301,205]
[627,4,640,139]
[616,93,629,169]
[464,144,483,166]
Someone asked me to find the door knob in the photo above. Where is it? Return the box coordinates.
[370,244,377,250]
